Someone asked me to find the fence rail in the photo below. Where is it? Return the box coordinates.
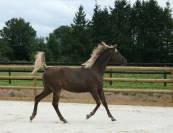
[0,76,172,83]
[0,86,172,94]
[104,78,173,83]
[0,65,173,102]
[0,65,173,70]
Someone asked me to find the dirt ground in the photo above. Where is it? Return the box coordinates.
[1,101,173,133]
[0,88,173,107]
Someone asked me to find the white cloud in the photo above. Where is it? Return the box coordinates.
[0,0,172,37]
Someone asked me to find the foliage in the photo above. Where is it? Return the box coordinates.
[92,5,112,45]
[71,5,93,61]
[47,5,93,62]
[0,39,13,61]
[30,37,50,61]
[131,0,173,63]
[0,18,36,61]
[110,0,132,60]
[0,0,172,64]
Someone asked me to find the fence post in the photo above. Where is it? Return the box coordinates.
[163,72,167,86]
[8,68,11,84]
[33,74,37,97]
[171,71,173,103]
[109,69,112,86]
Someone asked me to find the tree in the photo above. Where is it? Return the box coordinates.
[130,0,144,62]
[30,37,50,61]
[47,26,73,62]
[110,0,132,61]
[140,0,165,62]
[0,39,13,61]
[72,5,88,31]
[131,0,173,63]
[47,33,61,61]
[0,18,36,61]
[71,5,92,61]
[92,5,112,45]
[162,1,173,62]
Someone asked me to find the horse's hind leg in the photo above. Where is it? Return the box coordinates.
[86,89,101,119]
[30,88,51,121]
[52,90,67,123]
[98,89,116,121]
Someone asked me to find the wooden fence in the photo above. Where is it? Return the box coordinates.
[0,65,173,102]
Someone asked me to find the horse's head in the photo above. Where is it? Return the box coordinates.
[82,42,127,69]
[101,42,127,66]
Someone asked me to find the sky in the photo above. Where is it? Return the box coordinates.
[0,0,172,37]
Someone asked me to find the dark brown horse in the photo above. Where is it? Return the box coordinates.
[30,42,127,123]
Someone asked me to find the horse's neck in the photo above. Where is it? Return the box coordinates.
[92,52,110,77]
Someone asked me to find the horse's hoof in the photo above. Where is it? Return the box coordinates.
[63,119,68,124]
[86,114,90,119]
[30,116,33,122]
[30,113,36,122]
[111,117,116,121]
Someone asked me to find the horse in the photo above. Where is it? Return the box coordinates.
[30,41,127,123]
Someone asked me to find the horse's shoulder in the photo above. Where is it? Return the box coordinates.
[80,68,101,80]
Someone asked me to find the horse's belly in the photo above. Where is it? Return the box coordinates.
[64,85,89,92]
[62,82,90,92]
[64,87,89,93]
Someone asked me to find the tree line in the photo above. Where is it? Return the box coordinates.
[0,0,173,64]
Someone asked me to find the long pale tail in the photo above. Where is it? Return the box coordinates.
[32,51,47,74]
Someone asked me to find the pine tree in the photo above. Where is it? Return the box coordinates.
[162,1,173,62]
[72,5,88,32]
[110,0,132,60]
[92,4,111,45]
[130,0,145,62]
[130,0,173,63]
[140,0,169,62]
[71,5,92,61]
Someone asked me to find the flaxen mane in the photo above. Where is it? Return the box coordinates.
[82,42,113,68]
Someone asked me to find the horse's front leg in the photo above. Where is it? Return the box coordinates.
[98,89,116,121]
[86,89,101,119]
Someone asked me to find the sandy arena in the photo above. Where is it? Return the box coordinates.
[0,101,173,133]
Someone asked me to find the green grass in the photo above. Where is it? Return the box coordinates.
[0,72,42,86]
[104,73,171,89]
[0,72,171,90]
[104,81,170,89]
